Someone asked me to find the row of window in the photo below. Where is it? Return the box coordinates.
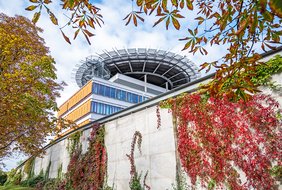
[92,82,148,103]
[91,101,123,115]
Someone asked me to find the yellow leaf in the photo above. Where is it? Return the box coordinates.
[25,5,37,11]
[49,12,58,25]
[32,12,41,24]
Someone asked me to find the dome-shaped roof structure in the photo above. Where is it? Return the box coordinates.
[74,48,200,89]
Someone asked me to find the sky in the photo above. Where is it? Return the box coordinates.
[0,0,228,170]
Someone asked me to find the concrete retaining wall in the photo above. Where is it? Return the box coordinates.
[19,51,282,190]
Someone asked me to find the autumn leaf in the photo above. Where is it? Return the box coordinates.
[73,29,80,40]
[61,30,71,44]
[269,0,282,18]
[172,17,180,30]
[82,30,91,45]
[83,29,95,37]
[32,12,41,24]
[153,9,184,30]
[186,0,193,10]
[25,5,37,11]
[49,12,58,25]
[123,11,144,26]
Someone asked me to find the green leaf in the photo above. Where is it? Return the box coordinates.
[68,0,74,7]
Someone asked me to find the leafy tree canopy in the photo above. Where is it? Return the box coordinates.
[0,13,67,160]
[25,0,282,99]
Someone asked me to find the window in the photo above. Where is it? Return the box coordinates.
[93,83,99,94]
[132,94,139,103]
[127,92,132,102]
[110,87,115,98]
[92,82,148,103]
[116,89,121,100]
[99,84,104,95]
[105,86,111,97]
[139,95,143,102]
[91,101,123,115]
[121,90,126,101]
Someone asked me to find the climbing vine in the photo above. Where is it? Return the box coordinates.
[23,157,35,179]
[158,56,282,189]
[57,163,63,180]
[161,93,281,189]
[156,105,161,129]
[45,160,51,180]
[59,123,107,190]
[251,55,282,89]
[66,130,82,156]
[127,131,150,190]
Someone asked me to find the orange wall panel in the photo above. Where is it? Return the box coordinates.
[58,81,93,117]
[63,100,92,122]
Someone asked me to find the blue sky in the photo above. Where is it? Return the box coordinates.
[0,0,228,171]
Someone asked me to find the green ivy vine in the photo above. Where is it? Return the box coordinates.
[251,55,282,89]
[23,157,35,179]
[45,160,51,180]
[66,130,82,156]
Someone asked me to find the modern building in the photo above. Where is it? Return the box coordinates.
[57,48,200,131]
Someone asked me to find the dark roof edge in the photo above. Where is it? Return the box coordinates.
[261,46,282,58]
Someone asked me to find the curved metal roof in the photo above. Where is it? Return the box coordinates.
[75,48,200,89]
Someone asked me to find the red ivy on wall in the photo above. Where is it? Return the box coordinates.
[63,124,107,190]
[166,93,281,189]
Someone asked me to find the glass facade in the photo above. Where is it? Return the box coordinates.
[91,101,123,115]
[92,82,148,103]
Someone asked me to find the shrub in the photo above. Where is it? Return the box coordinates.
[0,170,7,185]
[4,169,22,185]
[21,175,44,187]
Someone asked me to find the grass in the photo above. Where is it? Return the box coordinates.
[0,185,34,190]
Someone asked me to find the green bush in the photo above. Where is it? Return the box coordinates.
[0,170,7,185]
[41,179,61,190]
[0,184,34,190]
[20,175,44,187]
[129,173,143,190]
[4,169,22,185]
